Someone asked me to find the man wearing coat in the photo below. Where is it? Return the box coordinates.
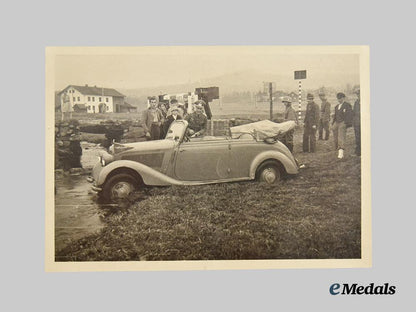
[318,90,331,140]
[142,96,164,141]
[303,93,320,153]
[332,92,353,159]
[185,101,207,137]
[281,96,297,153]
[163,107,182,135]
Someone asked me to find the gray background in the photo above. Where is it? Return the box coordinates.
[2,0,414,310]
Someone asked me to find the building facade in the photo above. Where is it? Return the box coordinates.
[59,85,130,113]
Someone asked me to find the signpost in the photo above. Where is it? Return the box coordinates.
[263,82,275,120]
[294,70,307,122]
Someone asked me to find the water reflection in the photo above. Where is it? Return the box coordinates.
[55,168,150,253]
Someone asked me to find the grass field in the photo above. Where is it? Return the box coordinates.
[56,128,361,261]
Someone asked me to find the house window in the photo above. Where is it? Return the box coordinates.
[106,106,109,111]
[77,97,80,101]
[88,97,91,101]
[99,97,102,102]
[73,97,75,102]
[106,98,109,102]
[93,106,95,113]
[92,97,95,102]
[88,106,91,110]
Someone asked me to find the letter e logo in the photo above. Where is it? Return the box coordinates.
[330,283,341,295]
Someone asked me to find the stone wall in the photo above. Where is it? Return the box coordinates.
[55,120,82,170]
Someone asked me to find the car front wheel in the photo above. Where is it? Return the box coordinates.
[256,161,282,184]
[102,173,139,202]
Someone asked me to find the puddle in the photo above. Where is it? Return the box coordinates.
[54,142,148,253]
[55,143,112,253]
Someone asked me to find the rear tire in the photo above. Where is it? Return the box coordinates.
[256,160,283,184]
[102,173,139,202]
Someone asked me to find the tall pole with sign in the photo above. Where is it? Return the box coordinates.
[294,70,307,122]
[263,82,275,120]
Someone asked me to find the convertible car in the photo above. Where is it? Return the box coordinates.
[88,120,298,201]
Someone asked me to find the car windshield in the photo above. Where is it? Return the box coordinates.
[165,121,186,140]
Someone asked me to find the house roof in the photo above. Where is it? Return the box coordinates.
[61,85,125,97]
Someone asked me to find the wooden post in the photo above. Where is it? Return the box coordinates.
[269,82,273,120]
[298,80,302,122]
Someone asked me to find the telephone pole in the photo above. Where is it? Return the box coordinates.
[263,82,275,120]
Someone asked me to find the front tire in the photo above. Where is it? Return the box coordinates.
[256,160,283,184]
[102,173,139,202]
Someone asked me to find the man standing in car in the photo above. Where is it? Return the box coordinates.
[303,93,320,153]
[185,100,207,137]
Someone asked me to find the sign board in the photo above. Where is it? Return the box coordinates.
[294,70,307,80]
[195,87,220,102]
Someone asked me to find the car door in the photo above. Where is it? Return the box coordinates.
[228,138,260,179]
[174,140,230,181]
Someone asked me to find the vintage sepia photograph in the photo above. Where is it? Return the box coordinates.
[45,46,371,271]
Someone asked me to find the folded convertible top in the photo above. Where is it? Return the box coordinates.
[230,120,297,140]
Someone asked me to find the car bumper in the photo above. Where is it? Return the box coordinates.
[87,175,103,193]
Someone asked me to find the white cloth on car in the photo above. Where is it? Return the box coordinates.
[230,120,296,140]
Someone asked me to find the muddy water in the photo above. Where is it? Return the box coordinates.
[55,142,112,253]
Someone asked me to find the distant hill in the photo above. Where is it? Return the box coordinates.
[56,69,359,110]
[118,68,357,100]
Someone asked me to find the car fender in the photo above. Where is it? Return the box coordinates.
[96,160,184,186]
[249,150,298,178]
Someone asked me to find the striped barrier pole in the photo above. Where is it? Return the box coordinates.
[298,80,302,122]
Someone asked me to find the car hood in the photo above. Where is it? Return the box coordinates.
[113,139,175,154]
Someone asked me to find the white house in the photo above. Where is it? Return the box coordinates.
[59,85,133,113]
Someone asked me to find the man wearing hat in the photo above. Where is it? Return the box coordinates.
[318,90,331,140]
[185,100,207,137]
[281,96,297,152]
[163,106,183,135]
[303,93,320,153]
[166,99,185,119]
[353,88,361,156]
[332,92,353,159]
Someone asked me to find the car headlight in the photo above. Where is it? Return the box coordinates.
[99,156,106,166]
[98,153,114,167]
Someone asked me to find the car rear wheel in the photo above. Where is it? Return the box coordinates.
[256,161,282,184]
[102,173,139,202]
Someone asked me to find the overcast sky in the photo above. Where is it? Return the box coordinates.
[54,47,361,91]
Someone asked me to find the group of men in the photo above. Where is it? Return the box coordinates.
[142,96,208,140]
[281,88,361,159]
[142,89,361,160]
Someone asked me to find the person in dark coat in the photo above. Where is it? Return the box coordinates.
[318,90,331,140]
[303,93,320,152]
[281,96,297,153]
[353,88,361,156]
[199,96,212,120]
[163,107,182,135]
[185,101,207,137]
[332,92,353,159]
